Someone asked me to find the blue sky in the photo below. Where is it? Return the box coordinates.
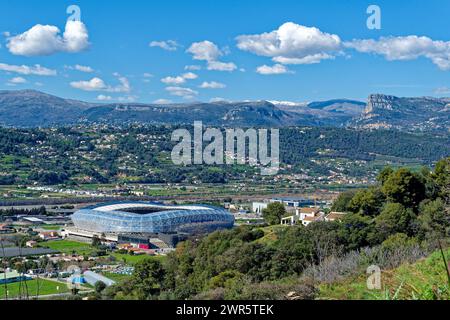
[0,0,450,103]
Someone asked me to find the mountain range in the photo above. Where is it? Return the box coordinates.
[0,90,448,131]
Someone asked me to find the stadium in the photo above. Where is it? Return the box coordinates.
[70,202,235,235]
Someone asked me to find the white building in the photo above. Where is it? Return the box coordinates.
[281,207,324,226]
[252,202,268,215]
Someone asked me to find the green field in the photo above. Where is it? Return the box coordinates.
[39,240,94,255]
[111,253,166,265]
[0,279,71,299]
[40,225,63,230]
[101,272,131,282]
[319,248,450,300]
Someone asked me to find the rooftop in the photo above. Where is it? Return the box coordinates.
[298,207,321,214]
[326,212,347,221]
[87,202,213,214]
[0,270,21,280]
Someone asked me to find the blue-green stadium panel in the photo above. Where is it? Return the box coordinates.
[71,202,235,234]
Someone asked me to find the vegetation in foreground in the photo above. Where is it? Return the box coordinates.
[319,246,450,300]
[96,157,449,300]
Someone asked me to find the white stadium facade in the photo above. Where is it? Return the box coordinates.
[70,201,235,235]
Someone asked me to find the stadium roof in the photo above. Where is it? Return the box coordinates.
[22,217,44,223]
[72,201,234,234]
[91,202,213,213]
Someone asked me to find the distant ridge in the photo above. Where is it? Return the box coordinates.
[352,94,450,131]
[0,90,448,132]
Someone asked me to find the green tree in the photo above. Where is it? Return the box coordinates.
[433,157,450,204]
[262,202,287,225]
[375,203,415,240]
[95,281,107,294]
[337,213,375,251]
[381,168,426,209]
[331,190,357,212]
[92,235,101,248]
[418,198,449,240]
[377,166,394,185]
[132,259,166,299]
[208,270,244,290]
[419,166,440,200]
[347,187,385,217]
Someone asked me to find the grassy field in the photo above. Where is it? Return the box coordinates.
[318,247,450,300]
[0,279,71,299]
[40,225,63,230]
[101,272,131,282]
[111,253,166,265]
[39,240,94,255]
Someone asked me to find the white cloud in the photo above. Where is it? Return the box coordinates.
[0,63,56,76]
[165,86,198,99]
[117,95,137,102]
[149,40,180,51]
[142,73,153,83]
[70,76,130,93]
[187,40,237,72]
[110,76,131,93]
[206,61,237,71]
[7,21,89,56]
[96,94,112,101]
[434,87,450,95]
[182,72,198,80]
[273,53,335,65]
[187,40,222,61]
[236,22,341,65]
[345,35,450,70]
[96,94,136,102]
[199,81,226,89]
[153,98,173,104]
[7,76,27,85]
[185,65,202,71]
[66,64,94,73]
[256,64,293,75]
[70,77,107,91]
[161,76,186,85]
[209,97,230,103]
[161,72,198,85]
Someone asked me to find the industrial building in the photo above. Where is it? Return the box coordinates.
[83,271,116,287]
[0,270,31,284]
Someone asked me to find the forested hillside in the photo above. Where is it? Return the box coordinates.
[0,125,448,186]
